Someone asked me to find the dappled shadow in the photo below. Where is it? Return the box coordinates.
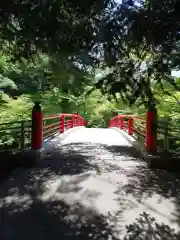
[114,159,180,236]
[1,199,180,240]
[0,141,120,239]
[1,197,179,239]
[40,142,143,177]
[1,139,180,239]
[105,145,142,159]
[0,199,120,240]
[0,143,103,201]
[60,142,142,158]
[0,141,161,204]
[122,164,180,200]
[124,212,180,239]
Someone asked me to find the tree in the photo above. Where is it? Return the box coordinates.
[93,0,180,105]
[1,0,180,105]
[0,0,107,98]
[0,50,93,100]
[0,0,109,58]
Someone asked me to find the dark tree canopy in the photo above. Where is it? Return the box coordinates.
[1,0,180,105]
[93,0,180,105]
[0,0,109,97]
[0,0,108,58]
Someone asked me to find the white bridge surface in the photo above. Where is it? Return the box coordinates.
[0,127,180,239]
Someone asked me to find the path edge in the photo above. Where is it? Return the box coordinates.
[110,127,160,167]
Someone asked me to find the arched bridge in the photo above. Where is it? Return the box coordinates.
[0,105,180,239]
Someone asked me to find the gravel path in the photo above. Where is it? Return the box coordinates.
[0,127,180,239]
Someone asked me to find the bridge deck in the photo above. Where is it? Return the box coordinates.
[0,127,180,239]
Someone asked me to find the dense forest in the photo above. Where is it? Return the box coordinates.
[1,0,180,150]
[1,50,180,150]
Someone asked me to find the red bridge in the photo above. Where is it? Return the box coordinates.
[0,102,165,154]
[0,102,180,239]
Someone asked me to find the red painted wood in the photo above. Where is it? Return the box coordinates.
[31,102,43,150]
[145,110,157,154]
[128,118,133,135]
[60,115,65,133]
[119,115,124,129]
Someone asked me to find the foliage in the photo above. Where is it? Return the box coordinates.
[1,0,180,105]
[92,0,180,105]
[0,0,108,59]
[1,0,180,152]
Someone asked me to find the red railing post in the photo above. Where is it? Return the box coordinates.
[112,112,118,127]
[128,118,133,135]
[60,115,65,133]
[74,116,76,126]
[31,102,43,150]
[119,115,124,130]
[76,112,79,126]
[70,116,74,128]
[76,115,79,126]
[81,118,83,126]
[145,108,157,154]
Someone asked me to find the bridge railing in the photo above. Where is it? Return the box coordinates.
[109,112,156,154]
[0,108,87,151]
[43,113,86,140]
[109,114,146,140]
[157,118,180,155]
[0,120,32,150]
[109,112,180,156]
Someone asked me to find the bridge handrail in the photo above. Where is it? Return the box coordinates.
[43,113,85,120]
[0,119,31,127]
[157,118,180,154]
[109,114,146,140]
[0,112,87,151]
[109,113,180,155]
[0,120,32,150]
[43,113,86,140]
